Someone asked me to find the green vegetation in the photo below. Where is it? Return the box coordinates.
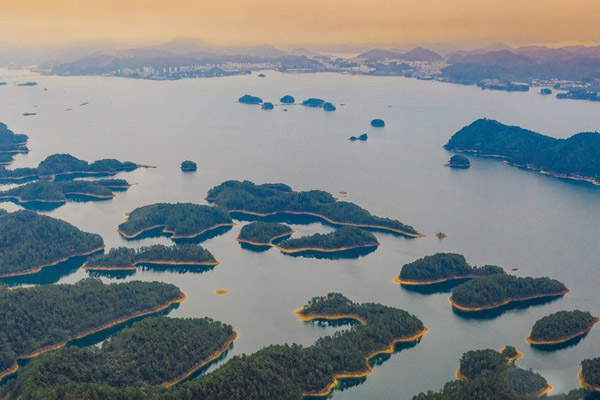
[0,123,28,163]
[0,279,182,375]
[238,94,263,104]
[371,119,385,127]
[261,102,274,110]
[118,203,233,239]
[445,118,600,183]
[237,221,293,244]
[528,310,597,344]
[84,244,217,270]
[280,95,295,104]
[180,160,197,171]
[323,102,336,111]
[2,316,234,397]
[448,154,471,168]
[414,348,549,399]
[95,179,130,189]
[0,210,104,277]
[502,346,518,360]
[451,274,568,310]
[399,253,504,284]
[349,133,368,141]
[581,358,600,388]
[301,98,325,107]
[277,226,379,252]
[206,180,420,236]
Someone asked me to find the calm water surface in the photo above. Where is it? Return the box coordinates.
[1,68,600,398]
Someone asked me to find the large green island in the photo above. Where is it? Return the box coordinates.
[0,279,184,382]
[206,180,422,237]
[118,203,234,239]
[236,221,294,246]
[449,274,568,312]
[0,210,104,278]
[396,253,504,285]
[445,118,600,185]
[83,244,219,271]
[527,310,598,346]
[275,226,380,254]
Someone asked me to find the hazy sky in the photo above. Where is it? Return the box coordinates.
[2,0,600,48]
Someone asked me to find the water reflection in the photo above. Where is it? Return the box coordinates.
[0,254,96,287]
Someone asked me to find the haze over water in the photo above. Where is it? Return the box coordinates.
[1,68,600,398]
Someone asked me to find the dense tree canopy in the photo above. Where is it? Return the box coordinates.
[277,226,378,251]
[529,310,597,343]
[0,122,28,164]
[399,253,504,283]
[238,95,262,104]
[237,221,293,244]
[581,357,600,388]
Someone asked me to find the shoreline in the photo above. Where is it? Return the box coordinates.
[499,348,523,363]
[118,222,235,240]
[300,326,428,397]
[449,288,569,312]
[235,230,295,246]
[578,369,600,392]
[395,274,481,286]
[0,195,66,204]
[0,363,19,383]
[526,317,599,345]
[0,292,186,384]
[294,307,367,325]
[83,258,220,271]
[224,209,425,237]
[0,245,105,278]
[274,242,379,254]
[162,330,238,388]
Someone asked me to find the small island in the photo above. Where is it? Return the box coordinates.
[396,253,504,286]
[4,316,237,393]
[0,210,104,278]
[301,98,326,107]
[527,310,598,346]
[434,231,447,238]
[22,112,37,117]
[180,160,197,171]
[450,274,568,312]
[238,94,263,104]
[16,82,38,86]
[257,73,266,78]
[275,226,379,254]
[446,154,471,168]
[0,279,184,382]
[580,358,600,391]
[83,244,219,271]
[118,202,234,240]
[206,180,423,237]
[236,221,294,246]
[280,95,295,104]
[261,101,274,110]
[323,102,336,111]
[540,88,552,95]
[349,133,368,141]
[370,119,385,127]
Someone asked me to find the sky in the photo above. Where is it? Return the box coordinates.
[1,0,599,48]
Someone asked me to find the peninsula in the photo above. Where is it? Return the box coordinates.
[0,210,104,278]
[83,244,219,271]
[275,226,379,254]
[527,310,598,346]
[450,274,568,312]
[396,253,504,285]
[446,118,600,185]
[236,221,294,246]
[118,202,234,240]
[206,180,422,237]
[0,122,29,164]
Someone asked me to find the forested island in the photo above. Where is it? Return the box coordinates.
[261,102,274,110]
[206,180,422,237]
[349,133,368,141]
[446,154,471,168]
[445,118,600,185]
[238,94,263,104]
[236,221,294,246]
[0,210,104,277]
[0,122,29,164]
[83,244,219,271]
[414,348,550,399]
[118,203,234,239]
[280,95,295,104]
[0,279,184,381]
[371,119,385,127]
[0,153,140,183]
[1,316,236,397]
[180,160,197,171]
[527,310,598,345]
[396,253,504,285]
[581,358,600,391]
[275,226,379,254]
[301,98,325,107]
[450,274,568,312]
[0,179,130,207]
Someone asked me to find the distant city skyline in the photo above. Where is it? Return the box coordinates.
[2,0,599,48]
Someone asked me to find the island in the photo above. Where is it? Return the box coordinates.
[0,122,29,164]
[580,358,600,391]
[323,102,336,111]
[0,210,104,278]
[0,279,184,382]
[540,88,552,95]
[206,180,423,237]
[446,154,471,168]
[83,244,219,271]
[526,310,598,346]
[118,202,234,240]
[435,231,447,238]
[280,95,295,104]
[371,119,385,127]
[180,160,197,171]
[16,82,38,86]
[349,133,368,141]
[424,348,551,399]
[238,94,263,104]
[261,101,274,110]
[96,178,131,190]
[236,221,294,246]
[450,274,568,312]
[258,73,266,78]
[275,226,379,254]
[396,253,504,286]
[301,98,326,107]
[445,118,600,185]
[22,112,37,117]
[4,316,237,395]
